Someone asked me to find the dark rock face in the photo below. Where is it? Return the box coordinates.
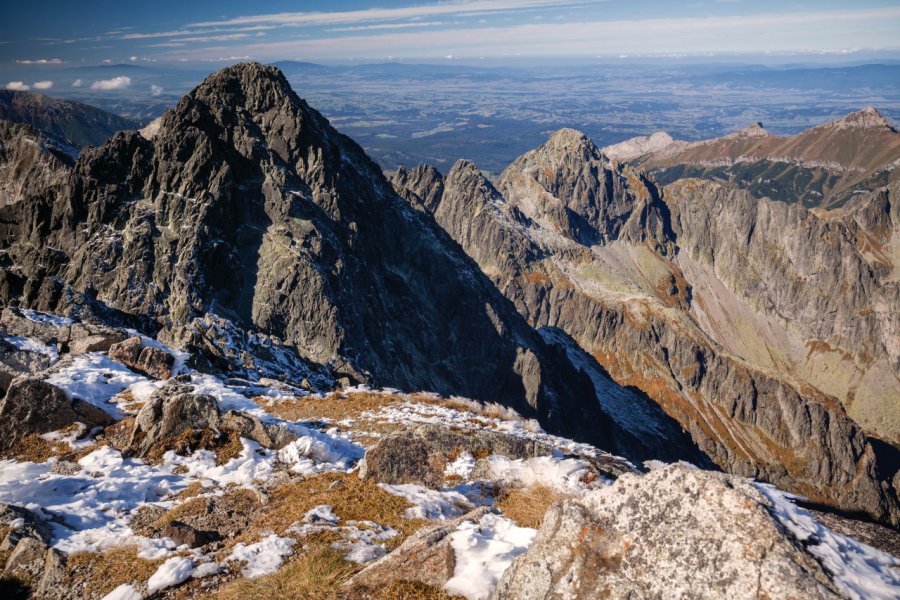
[108,336,174,380]
[391,131,900,526]
[0,62,606,444]
[0,378,112,450]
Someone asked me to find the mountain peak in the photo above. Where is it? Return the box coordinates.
[546,128,594,149]
[825,107,895,131]
[729,121,768,138]
[189,62,295,108]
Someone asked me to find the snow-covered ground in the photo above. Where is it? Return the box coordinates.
[0,314,897,599]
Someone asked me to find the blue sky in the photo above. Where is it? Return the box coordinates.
[2,0,900,64]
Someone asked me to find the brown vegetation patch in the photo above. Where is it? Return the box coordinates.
[101,416,136,451]
[347,579,465,600]
[146,488,262,542]
[2,432,71,462]
[143,427,243,465]
[65,547,165,598]
[242,472,421,550]
[496,485,560,529]
[266,392,403,424]
[215,545,357,600]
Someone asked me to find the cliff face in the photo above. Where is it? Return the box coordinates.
[0,63,613,445]
[391,131,900,526]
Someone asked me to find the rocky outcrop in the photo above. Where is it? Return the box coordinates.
[346,506,492,591]
[108,336,174,380]
[358,424,552,487]
[392,130,900,525]
[127,378,296,457]
[496,465,844,600]
[0,378,112,450]
[0,121,75,209]
[0,62,607,444]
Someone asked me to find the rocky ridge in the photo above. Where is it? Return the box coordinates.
[0,62,627,449]
[390,131,900,526]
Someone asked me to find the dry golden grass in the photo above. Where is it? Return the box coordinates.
[143,427,243,465]
[496,485,560,529]
[1,433,71,462]
[239,472,422,550]
[65,547,165,597]
[173,481,207,500]
[359,579,465,600]
[266,392,401,424]
[215,545,358,600]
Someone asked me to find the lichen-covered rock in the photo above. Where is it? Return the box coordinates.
[495,465,843,600]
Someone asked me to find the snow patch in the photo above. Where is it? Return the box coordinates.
[147,556,194,594]
[444,513,536,600]
[380,483,473,520]
[227,534,296,578]
[45,353,148,418]
[757,483,900,600]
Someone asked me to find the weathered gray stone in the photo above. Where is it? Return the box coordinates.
[347,506,491,591]
[495,465,843,600]
[109,336,174,380]
[358,424,553,487]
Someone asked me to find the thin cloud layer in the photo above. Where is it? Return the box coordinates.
[5,81,29,91]
[33,80,53,89]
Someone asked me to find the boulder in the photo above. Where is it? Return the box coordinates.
[160,521,213,548]
[346,506,492,591]
[127,379,297,457]
[358,424,552,487]
[108,336,175,380]
[219,411,297,450]
[495,465,843,600]
[128,386,220,456]
[0,378,112,450]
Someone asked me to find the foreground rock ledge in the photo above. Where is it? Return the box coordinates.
[496,464,844,600]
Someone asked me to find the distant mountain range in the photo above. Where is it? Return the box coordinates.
[0,90,137,148]
[604,107,900,208]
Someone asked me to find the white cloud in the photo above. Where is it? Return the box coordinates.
[15,58,63,65]
[189,0,590,28]
[151,84,164,96]
[33,81,53,90]
[5,81,30,91]
[129,56,138,61]
[72,79,83,87]
[325,21,445,32]
[90,76,132,90]
[173,6,900,60]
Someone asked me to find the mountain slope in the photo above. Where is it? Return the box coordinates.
[0,90,137,149]
[606,108,900,208]
[0,63,622,447]
[391,131,900,526]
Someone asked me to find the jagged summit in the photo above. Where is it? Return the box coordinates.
[823,106,896,131]
[0,61,609,445]
[731,121,768,137]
